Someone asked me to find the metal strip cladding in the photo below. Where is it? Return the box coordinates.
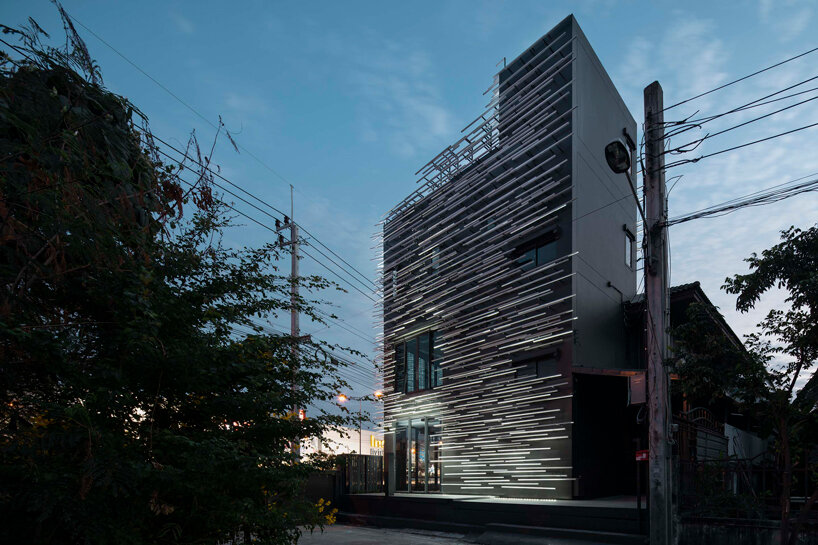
[380,17,579,499]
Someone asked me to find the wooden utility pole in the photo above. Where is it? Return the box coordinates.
[644,81,673,545]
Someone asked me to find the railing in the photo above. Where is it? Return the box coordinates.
[679,459,817,521]
[338,454,383,495]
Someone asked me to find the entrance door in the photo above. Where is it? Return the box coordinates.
[395,427,408,491]
[410,421,426,491]
[395,417,441,493]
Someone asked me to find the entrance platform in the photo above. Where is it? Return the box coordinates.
[339,493,647,544]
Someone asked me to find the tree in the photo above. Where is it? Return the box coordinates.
[1,12,354,545]
[723,226,818,545]
[669,301,763,409]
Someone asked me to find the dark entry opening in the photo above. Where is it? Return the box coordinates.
[573,372,645,498]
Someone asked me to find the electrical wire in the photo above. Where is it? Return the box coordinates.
[65,14,379,293]
[663,120,818,172]
[662,45,818,112]
[665,92,818,155]
[666,173,818,226]
[149,133,379,296]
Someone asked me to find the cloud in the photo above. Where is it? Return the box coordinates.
[224,92,272,115]
[759,0,813,41]
[170,13,195,35]
[613,12,818,368]
[339,38,455,159]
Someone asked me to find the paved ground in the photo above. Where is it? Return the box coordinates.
[299,524,640,545]
[299,525,473,544]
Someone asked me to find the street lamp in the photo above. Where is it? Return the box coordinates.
[606,132,647,229]
[338,392,383,455]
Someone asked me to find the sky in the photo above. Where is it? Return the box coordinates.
[3,0,818,417]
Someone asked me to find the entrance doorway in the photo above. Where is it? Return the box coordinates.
[394,417,442,493]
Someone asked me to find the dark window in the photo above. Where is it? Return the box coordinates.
[431,331,443,387]
[406,338,417,393]
[395,331,443,393]
[418,333,429,390]
[516,355,559,379]
[395,343,406,392]
[624,225,635,269]
[516,239,559,271]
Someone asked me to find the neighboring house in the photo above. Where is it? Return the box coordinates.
[380,15,640,500]
[625,281,766,464]
[301,426,385,457]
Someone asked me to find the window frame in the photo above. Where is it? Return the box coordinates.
[623,225,636,269]
[513,227,561,271]
[395,330,442,394]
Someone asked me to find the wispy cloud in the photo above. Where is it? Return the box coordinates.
[170,13,195,35]
[759,0,812,41]
[339,38,454,159]
[614,12,818,355]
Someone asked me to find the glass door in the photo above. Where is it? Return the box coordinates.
[410,420,427,491]
[395,418,442,493]
[428,424,442,492]
[395,427,408,491]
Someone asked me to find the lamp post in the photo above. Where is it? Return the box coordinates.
[338,391,383,455]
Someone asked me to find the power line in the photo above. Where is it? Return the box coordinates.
[675,76,818,132]
[231,322,376,389]
[666,173,818,226]
[151,139,378,300]
[168,169,379,303]
[663,45,818,112]
[665,92,818,155]
[663,120,818,172]
[67,13,378,295]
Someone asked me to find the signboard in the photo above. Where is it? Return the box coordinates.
[370,436,384,449]
[635,449,649,461]
[628,373,646,405]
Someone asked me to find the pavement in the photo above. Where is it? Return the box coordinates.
[299,525,473,544]
[298,524,643,545]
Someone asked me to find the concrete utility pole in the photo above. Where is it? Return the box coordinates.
[277,185,300,454]
[644,81,673,545]
[289,186,300,426]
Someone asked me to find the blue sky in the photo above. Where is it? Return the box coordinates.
[4,0,818,411]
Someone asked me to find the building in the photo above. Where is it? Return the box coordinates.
[301,426,385,457]
[380,15,640,499]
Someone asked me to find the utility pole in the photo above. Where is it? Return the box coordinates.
[277,185,300,455]
[644,81,673,545]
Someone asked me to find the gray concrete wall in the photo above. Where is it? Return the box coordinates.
[570,17,637,370]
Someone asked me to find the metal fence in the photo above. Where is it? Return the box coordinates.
[679,459,817,520]
[338,454,383,494]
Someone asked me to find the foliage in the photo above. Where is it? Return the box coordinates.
[0,12,352,545]
[669,302,765,407]
[721,225,818,545]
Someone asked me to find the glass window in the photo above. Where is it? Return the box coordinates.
[395,343,405,393]
[431,331,443,387]
[395,331,441,393]
[625,233,633,268]
[418,334,429,391]
[536,358,558,378]
[517,240,558,271]
[406,338,417,393]
[517,248,536,271]
[537,241,557,265]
